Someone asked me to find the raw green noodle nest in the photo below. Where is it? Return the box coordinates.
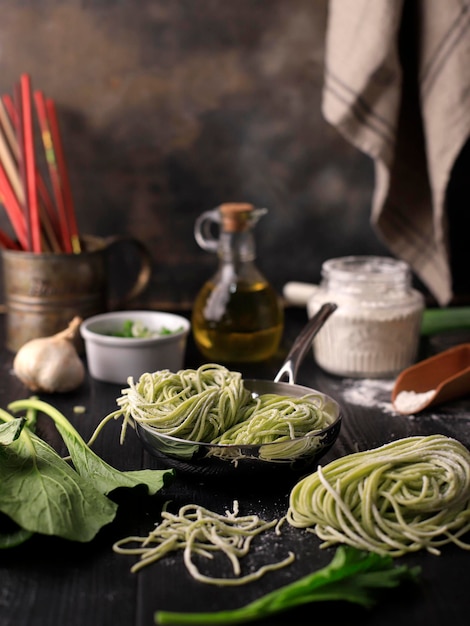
[112,363,336,445]
[287,434,470,556]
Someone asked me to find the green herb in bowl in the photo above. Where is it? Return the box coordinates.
[111,320,182,338]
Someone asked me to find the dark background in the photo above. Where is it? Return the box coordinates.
[0,0,467,310]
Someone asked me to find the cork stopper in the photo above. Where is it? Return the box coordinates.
[219,203,255,232]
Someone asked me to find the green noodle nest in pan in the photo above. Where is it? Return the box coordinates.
[112,363,336,445]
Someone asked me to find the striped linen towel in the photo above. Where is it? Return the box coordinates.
[322,0,470,305]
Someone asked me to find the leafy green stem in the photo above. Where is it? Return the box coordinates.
[0,408,35,456]
[9,398,87,445]
[155,546,420,625]
[1,398,171,543]
[8,397,173,497]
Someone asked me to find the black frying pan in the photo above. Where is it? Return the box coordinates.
[135,303,342,485]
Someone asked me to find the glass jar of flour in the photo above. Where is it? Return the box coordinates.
[307,256,424,378]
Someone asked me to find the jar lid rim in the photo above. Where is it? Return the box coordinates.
[322,255,410,279]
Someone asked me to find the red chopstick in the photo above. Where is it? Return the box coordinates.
[1,91,62,252]
[36,176,63,252]
[13,81,34,252]
[0,77,81,254]
[20,74,41,253]
[0,161,28,249]
[45,97,80,253]
[34,89,71,252]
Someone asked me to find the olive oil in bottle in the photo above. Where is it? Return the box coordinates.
[192,203,284,363]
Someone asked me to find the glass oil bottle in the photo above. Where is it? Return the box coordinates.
[192,203,284,362]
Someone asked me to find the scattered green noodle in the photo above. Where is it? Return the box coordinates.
[113,500,294,585]
[287,435,470,556]
[100,363,336,448]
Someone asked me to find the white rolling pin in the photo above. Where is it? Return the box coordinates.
[282,281,318,306]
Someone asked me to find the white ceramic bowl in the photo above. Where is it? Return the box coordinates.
[80,310,190,384]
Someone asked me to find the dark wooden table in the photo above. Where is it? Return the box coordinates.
[1,307,469,626]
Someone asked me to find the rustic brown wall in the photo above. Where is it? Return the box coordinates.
[0,0,391,309]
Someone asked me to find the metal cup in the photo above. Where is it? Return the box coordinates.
[1,234,152,352]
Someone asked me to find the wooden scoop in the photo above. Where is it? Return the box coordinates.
[391,343,470,414]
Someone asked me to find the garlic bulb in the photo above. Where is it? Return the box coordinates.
[13,317,85,393]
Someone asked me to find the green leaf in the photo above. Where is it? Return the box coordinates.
[1,399,172,545]
[0,421,117,542]
[0,512,34,549]
[0,418,26,445]
[155,546,421,625]
[8,399,173,496]
[0,528,33,548]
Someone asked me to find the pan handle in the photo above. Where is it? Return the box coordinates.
[274,302,337,384]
